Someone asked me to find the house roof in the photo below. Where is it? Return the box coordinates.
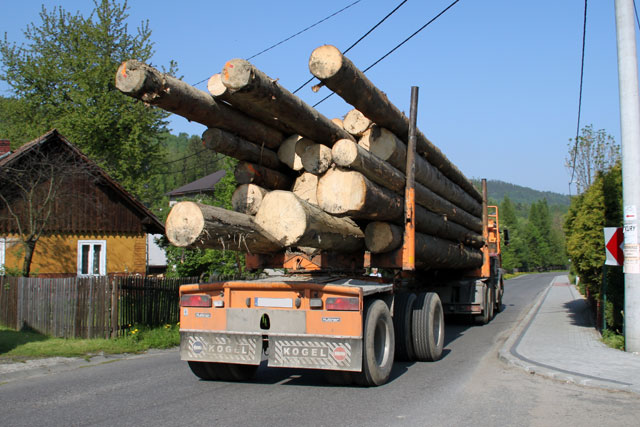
[0,129,165,234]
[166,169,226,197]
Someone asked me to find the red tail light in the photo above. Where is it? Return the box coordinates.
[326,297,359,311]
[181,294,212,307]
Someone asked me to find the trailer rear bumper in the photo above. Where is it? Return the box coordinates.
[180,330,362,372]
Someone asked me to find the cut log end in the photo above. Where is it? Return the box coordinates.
[207,73,227,97]
[165,201,205,247]
[221,58,253,91]
[365,222,403,254]
[255,191,311,246]
[317,168,366,215]
[301,143,333,175]
[332,139,359,168]
[308,45,343,80]
[115,60,149,95]
[232,184,269,215]
[343,109,372,136]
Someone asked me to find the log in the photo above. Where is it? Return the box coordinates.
[332,140,482,232]
[232,184,269,215]
[317,168,484,244]
[221,58,354,146]
[365,222,483,269]
[165,201,282,253]
[316,168,403,221]
[202,128,284,171]
[234,161,294,190]
[308,45,482,202]
[277,135,304,171]
[343,109,372,136]
[331,118,344,129]
[255,190,364,251]
[294,137,316,156]
[292,172,319,205]
[115,60,283,149]
[208,72,297,135]
[359,126,482,217]
[300,143,333,175]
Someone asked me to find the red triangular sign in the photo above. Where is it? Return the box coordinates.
[605,227,624,266]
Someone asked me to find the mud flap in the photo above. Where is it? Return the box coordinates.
[268,336,362,372]
[180,331,262,365]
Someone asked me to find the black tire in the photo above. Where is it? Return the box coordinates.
[475,285,494,325]
[226,363,259,381]
[393,292,416,361]
[354,299,395,386]
[495,279,504,313]
[411,292,444,362]
[188,361,216,380]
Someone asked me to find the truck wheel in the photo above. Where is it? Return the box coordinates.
[495,279,504,313]
[226,363,259,381]
[188,361,216,380]
[475,285,494,324]
[355,299,395,386]
[393,292,416,361]
[412,292,444,362]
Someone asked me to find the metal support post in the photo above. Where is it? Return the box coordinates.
[615,0,640,352]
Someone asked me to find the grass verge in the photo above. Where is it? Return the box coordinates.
[602,329,625,351]
[0,323,179,362]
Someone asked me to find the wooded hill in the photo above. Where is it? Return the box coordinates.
[474,179,570,207]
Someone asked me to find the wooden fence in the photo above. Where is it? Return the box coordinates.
[0,276,198,339]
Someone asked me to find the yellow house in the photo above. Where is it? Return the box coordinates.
[0,130,164,277]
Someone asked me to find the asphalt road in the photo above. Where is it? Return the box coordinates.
[2,273,639,426]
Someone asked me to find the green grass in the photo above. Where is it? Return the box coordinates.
[504,272,529,280]
[0,323,180,362]
[602,329,625,351]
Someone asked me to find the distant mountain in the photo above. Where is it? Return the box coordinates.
[472,179,571,207]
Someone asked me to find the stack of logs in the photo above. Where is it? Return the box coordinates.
[115,45,485,270]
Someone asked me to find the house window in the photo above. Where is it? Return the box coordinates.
[77,240,106,276]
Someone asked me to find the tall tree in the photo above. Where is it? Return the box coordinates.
[566,124,620,194]
[0,0,175,197]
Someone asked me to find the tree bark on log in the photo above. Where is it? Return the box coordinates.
[165,201,282,253]
[343,109,372,136]
[202,128,284,171]
[208,72,297,135]
[308,45,482,202]
[234,161,294,190]
[115,60,284,150]
[292,172,319,205]
[317,168,483,244]
[221,58,354,146]
[255,190,364,251]
[364,222,482,269]
[232,184,269,215]
[300,143,333,175]
[332,140,482,232]
[360,126,482,217]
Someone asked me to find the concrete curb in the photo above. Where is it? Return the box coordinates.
[498,276,639,395]
[0,348,176,385]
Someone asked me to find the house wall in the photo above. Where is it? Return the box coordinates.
[1,233,147,276]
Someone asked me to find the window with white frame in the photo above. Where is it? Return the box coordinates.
[77,240,106,276]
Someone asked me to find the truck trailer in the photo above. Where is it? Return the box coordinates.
[115,45,504,386]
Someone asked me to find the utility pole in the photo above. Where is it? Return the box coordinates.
[615,0,640,353]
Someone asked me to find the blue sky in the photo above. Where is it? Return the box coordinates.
[0,1,630,194]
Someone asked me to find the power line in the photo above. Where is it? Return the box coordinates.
[246,0,362,61]
[568,0,588,195]
[292,0,409,95]
[191,1,362,87]
[634,0,640,30]
[312,0,461,108]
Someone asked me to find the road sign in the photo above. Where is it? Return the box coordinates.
[604,227,624,266]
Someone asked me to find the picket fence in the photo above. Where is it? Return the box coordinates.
[0,276,197,339]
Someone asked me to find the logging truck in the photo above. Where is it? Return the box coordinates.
[115,45,505,386]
